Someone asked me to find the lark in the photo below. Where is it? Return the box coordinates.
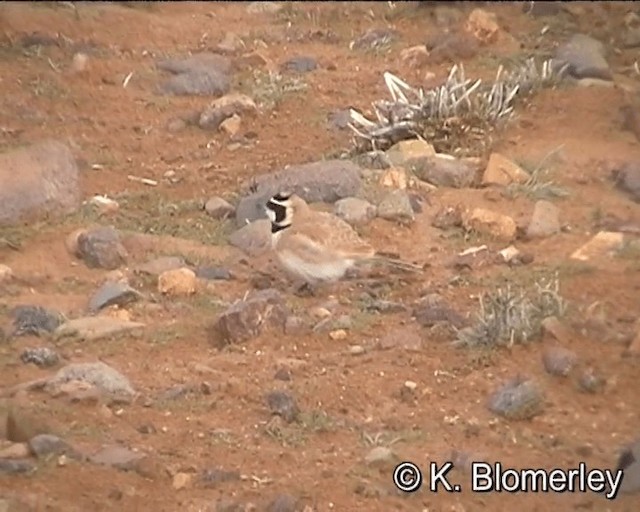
[264,192,421,291]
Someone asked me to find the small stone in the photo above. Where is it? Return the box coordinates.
[542,346,578,377]
[482,153,530,186]
[488,377,544,420]
[205,197,235,219]
[46,361,135,399]
[329,329,347,341]
[313,314,352,333]
[20,347,60,368]
[199,93,257,130]
[526,200,560,238]
[554,33,612,81]
[0,458,35,474]
[28,434,78,459]
[172,472,192,490]
[88,195,119,216]
[613,161,640,203]
[570,231,624,261]
[465,8,501,45]
[76,226,128,270]
[194,266,233,280]
[71,52,88,73]
[210,288,288,347]
[0,264,13,282]
[0,443,31,459]
[385,139,436,168]
[274,368,292,381]
[333,197,376,226]
[88,281,141,313]
[281,55,317,74]
[349,345,365,355]
[158,268,197,296]
[54,316,145,342]
[404,380,417,391]
[11,305,65,337]
[463,208,517,240]
[378,167,408,189]
[412,154,478,188]
[577,368,605,394]
[135,256,186,276]
[266,390,299,423]
[377,189,415,223]
[220,114,242,136]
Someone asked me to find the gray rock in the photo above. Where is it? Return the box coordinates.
[412,294,466,329]
[554,33,612,80]
[11,305,65,337]
[54,316,145,342]
[266,494,299,512]
[412,155,477,188]
[334,197,376,226]
[235,160,362,226]
[613,162,640,202]
[205,197,235,219]
[0,458,35,474]
[615,440,640,494]
[20,347,60,368]
[527,200,561,238]
[228,219,272,257]
[160,69,230,97]
[194,266,233,280]
[542,346,577,377]
[377,190,415,223]
[487,377,544,420]
[265,390,299,423]
[88,281,141,313]
[0,140,79,225]
[281,55,318,73]
[29,434,79,459]
[577,368,606,394]
[209,288,289,347]
[77,226,128,270]
[46,361,135,398]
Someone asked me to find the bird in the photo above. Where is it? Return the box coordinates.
[264,192,422,290]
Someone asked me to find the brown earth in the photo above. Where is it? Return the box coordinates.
[0,2,639,511]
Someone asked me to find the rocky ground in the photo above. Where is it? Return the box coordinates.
[0,1,640,511]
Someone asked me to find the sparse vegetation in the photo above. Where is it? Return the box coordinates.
[505,146,570,200]
[455,275,566,348]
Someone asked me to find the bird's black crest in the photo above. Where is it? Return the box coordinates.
[272,192,291,202]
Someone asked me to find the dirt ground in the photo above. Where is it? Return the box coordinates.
[0,1,639,511]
